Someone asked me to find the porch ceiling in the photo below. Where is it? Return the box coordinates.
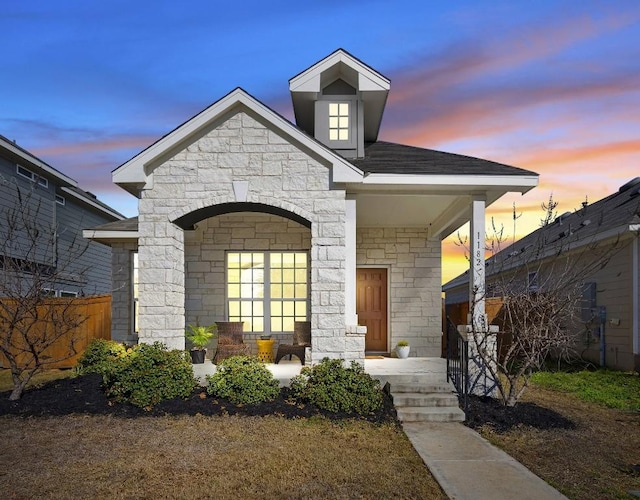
[353,189,507,238]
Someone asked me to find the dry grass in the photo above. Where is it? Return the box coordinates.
[477,384,640,499]
[0,414,445,499]
[0,368,74,393]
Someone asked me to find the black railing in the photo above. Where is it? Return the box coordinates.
[446,317,469,414]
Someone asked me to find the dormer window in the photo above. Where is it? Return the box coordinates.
[329,103,350,141]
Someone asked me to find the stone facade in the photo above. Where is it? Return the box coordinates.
[356,227,442,357]
[110,242,138,345]
[184,213,311,353]
[137,110,348,359]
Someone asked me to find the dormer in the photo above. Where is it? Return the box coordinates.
[289,49,390,159]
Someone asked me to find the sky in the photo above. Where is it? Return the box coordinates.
[2,0,639,284]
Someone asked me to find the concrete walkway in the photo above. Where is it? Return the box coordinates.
[403,422,567,500]
[194,357,567,499]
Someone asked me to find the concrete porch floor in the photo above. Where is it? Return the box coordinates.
[192,356,448,387]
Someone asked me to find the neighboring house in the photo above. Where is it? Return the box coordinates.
[443,179,640,372]
[84,49,538,362]
[0,134,124,297]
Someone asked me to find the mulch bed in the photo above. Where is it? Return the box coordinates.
[0,375,580,432]
[0,373,399,424]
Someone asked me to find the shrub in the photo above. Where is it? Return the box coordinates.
[396,340,409,347]
[103,342,196,409]
[206,356,279,404]
[290,358,383,414]
[77,339,128,375]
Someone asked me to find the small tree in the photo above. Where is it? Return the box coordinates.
[0,180,90,400]
[461,196,632,406]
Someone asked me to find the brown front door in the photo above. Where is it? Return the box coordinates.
[357,268,388,352]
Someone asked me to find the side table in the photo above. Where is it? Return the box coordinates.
[256,338,275,363]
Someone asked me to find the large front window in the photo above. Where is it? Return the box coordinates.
[227,251,308,334]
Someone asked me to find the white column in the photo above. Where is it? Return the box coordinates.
[469,197,486,329]
[345,196,358,326]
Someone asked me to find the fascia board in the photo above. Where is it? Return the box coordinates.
[2,139,77,187]
[82,229,139,244]
[289,50,389,93]
[361,173,539,192]
[60,187,124,220]
[113,88,363,187]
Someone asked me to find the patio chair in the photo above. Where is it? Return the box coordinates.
[275,321,311,365]
[213,321,250,363]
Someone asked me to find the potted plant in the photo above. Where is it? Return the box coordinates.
[185,324,218,364]
[396,340,410,359]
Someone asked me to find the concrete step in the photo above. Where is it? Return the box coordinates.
[392,392,459,408]
[396,406,465,423]
[388,382,456,394]
[374,374,450,387]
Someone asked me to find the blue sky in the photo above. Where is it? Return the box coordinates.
[2,1,639,281]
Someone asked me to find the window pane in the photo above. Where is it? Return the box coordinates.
[283,317,295,332]
[329,130,338,141]
[339,103,349,115]
[271,317,282,332]
[283,284,295,298]
[329,103,339,115]
[283,301,295,316]
[252,253,264,266]
[228,253,240,266]
[283,269,295,282]
[270,253,281,267]
[295,269,306,282]
[253,301,264,316]
[229,301,240,316]
[228,284,240,298]
[271,269,282,283]
[241,301,253,315]
[272,302,282,316]
[240,253,252,266]
[227,268,240,283]
[282,253,296,267]
[339,129,349,141]
[339,117,349,128]
[295,253,307,266]
[253,317,264,332]
[295,302,307,317]
[329,117,338,128]
[271,284,282,299]
[295,284,307,298]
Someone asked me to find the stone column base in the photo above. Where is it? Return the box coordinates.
[458,324,499,397]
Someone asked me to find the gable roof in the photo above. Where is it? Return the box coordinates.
[443,178,640,290]
[289,48,390,143]
[112,87,364,196]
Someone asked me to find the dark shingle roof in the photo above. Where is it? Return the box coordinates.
[92,216,138,232]
[443,178,640,290]
[351,141,536,176]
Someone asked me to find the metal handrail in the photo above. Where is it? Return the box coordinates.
[446,317,469,414]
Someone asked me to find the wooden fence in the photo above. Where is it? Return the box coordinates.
[442,298,507,358]
[0,294,111,369]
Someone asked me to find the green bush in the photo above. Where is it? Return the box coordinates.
[77,339,128,375]
[290,358,383,414]
[103,342,196,409]
[206,356,279,404]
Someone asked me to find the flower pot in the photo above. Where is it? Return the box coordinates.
[396,345,410,359]
[190,349,206,364]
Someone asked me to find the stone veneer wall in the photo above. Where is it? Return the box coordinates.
[356,227,442,357]
[184,213,311,354]
[137,110,347,357]
[110,242,138,344]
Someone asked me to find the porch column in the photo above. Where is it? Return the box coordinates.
[469,197,486,329]
[463,196,497,397]
[345,196,358,326]
[138,214,186,351]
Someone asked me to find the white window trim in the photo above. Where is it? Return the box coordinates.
[55,194,65,205]
[16,164,48,188]
[225,251,310,334]
[59,290,78,298]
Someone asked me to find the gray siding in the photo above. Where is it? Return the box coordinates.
[0,152,116,298]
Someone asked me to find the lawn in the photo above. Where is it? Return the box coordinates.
[470,370,640,499]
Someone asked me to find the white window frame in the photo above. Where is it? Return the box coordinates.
[329,102,350,141]
[55,195,65,205]
[59,290,78,298]
[225,251,309,334]
[16,164,48,188]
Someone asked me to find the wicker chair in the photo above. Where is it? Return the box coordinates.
[213,321,250,363]
[275,321,311,365]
